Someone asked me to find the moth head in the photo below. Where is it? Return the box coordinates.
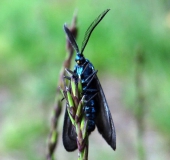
[75,53,85,65]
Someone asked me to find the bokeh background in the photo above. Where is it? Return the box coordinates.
[1,0,170,160]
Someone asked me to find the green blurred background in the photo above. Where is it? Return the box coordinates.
[0,0,170,159]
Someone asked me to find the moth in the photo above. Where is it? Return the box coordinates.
[62,9,116,151]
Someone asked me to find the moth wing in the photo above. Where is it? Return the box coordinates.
[62,105,77,151]
[94,76,116,150]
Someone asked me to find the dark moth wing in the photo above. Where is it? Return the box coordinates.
[94,76,116,150]
[62,105,77,151]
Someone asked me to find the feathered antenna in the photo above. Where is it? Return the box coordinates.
[64,9,110,57]
[64,24,80,54]
[80,9,110,54]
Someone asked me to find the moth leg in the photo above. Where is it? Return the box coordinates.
[82,70,98,84]
[61,97,65,101]
[84,92,98,104]
[65,68,77,77]
[63,75,71,81]
[62,75,71,92]
[81,63,89,75]
[85,72,97,89]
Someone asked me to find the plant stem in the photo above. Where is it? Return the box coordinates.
[47,12,78,160]
[62,76,89,160]
[135,47,146,160]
